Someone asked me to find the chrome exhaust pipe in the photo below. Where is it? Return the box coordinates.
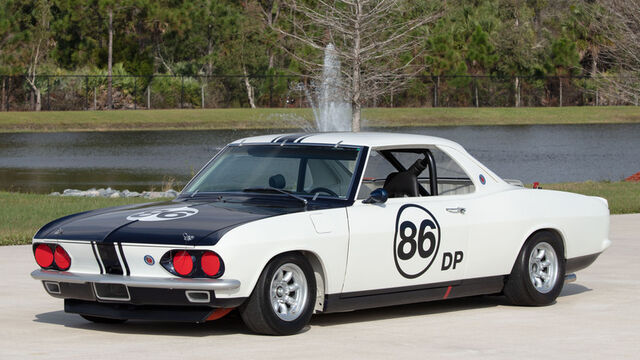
[564,273,577,284]
[185,290,211,303]
[44,281,61,294]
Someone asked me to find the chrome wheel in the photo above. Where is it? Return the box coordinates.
[269,263,309,321]
[528,242,558,294]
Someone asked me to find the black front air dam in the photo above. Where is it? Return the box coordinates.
[65,299,216,323]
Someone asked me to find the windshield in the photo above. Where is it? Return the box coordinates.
[183,144,363,200]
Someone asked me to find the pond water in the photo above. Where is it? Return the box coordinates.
[1,124,639,193]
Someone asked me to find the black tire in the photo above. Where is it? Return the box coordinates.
[239,253,317,335]
[504,231,566,306]
[80,314,127,324]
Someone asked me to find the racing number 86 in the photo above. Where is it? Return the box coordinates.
[397,220,437,260]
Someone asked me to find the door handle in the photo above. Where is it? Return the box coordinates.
[446,207,466,214]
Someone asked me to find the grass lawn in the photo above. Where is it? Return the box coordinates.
[0,192,166,246]
[537,181,640,215]
[1,180,638,246]
[0,106,640,132]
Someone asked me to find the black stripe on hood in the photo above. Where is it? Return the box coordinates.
[35,197,343,246]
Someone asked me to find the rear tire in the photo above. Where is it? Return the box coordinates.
[504,231,565,306]
[239,253,316,335]
[80,314,127,324]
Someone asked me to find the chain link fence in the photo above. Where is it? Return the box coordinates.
[0,74,633,111]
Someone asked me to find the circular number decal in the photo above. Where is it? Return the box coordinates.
[126,206,199,222]
[393,204,441,279]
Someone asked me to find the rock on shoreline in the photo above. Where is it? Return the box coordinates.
[50,188,178,199]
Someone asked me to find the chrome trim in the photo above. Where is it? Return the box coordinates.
[44,281,61,294]
[504,179,524,187]
[185,290,211,303]
[31,269,241,291]
[446,207,466,214]
[528,241,559,294]
[93,283,131,302]
[270,263,309,321]
[564,273,577,284]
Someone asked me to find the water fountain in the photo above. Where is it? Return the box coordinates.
[307,44,352,132]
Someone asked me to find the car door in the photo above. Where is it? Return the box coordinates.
[341,148,474,294]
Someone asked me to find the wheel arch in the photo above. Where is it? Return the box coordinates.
[258,249,328,313]
[503,227,567,306]
[520,227,567,260]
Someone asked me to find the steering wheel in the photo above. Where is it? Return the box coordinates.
[308,187,339,197]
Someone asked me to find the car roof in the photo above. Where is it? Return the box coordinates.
[232,132,466,151]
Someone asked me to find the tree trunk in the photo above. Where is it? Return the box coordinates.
[26,78,42,111]
[590,48,598,78]
[474,80,479,108]
[5,77,9,111]
[35,89,42,111]
[534,8,542,33]
[559,78,563,107]
[352,102,361,133]
[268,52,275,69]
[351,1,362,132]
[515,76,520,107]
[201,84,205,109]
[433,76,440,107]
[107,8,113,110]
[1,77,5,111]
[265,1,278,70]
[206,0,214,77]
[242,65,256,109]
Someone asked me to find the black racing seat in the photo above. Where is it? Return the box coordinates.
[383,158,429,198]
[383,171,419,197]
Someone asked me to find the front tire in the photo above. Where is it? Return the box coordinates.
[240,253,316,335]
[504,231,565,306]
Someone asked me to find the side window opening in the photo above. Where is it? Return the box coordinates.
[357,151,394,199]
[431,148,475,196]
[357,147,475,199]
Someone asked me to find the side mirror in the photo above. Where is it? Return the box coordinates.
[363,188,388,204]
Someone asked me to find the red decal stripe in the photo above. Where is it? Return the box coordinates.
[206,308,233,321]
[443,286,452,299]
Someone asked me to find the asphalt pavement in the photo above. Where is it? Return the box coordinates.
[1,214,638,359]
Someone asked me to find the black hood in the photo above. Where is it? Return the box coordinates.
[34,197,315,246]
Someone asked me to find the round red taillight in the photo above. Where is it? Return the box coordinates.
[54,246,71,270]
[34,244,54,268]
[173,251,193,276]
[201,252,221,277]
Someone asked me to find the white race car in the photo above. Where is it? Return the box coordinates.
[31,132,610,335]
